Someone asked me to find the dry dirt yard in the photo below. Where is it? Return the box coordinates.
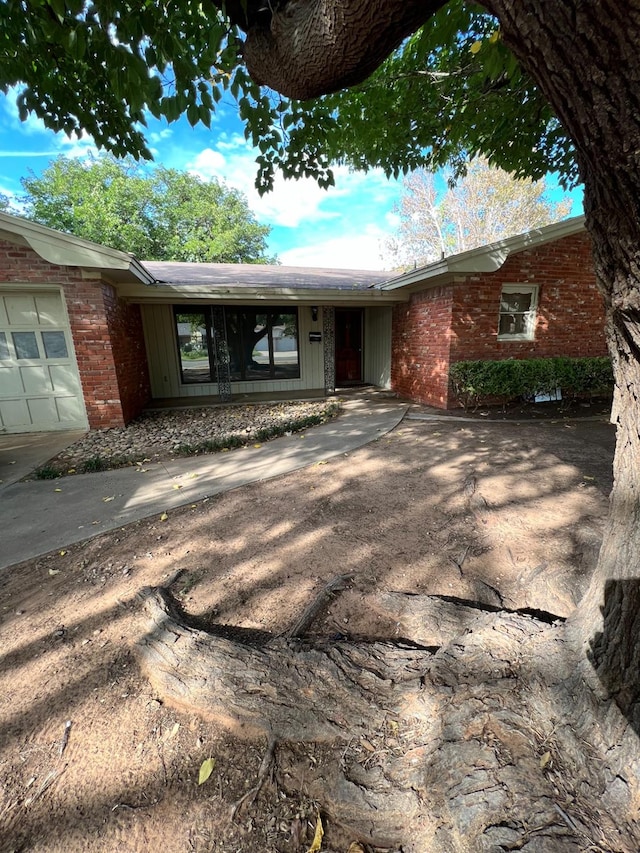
[0,409,616,852]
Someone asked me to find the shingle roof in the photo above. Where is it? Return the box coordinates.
[142,261,390,290]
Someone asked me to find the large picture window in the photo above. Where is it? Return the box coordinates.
[174,305,300,384]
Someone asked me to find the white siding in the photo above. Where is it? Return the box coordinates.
[363,306,392,388]
[141,303,325,398]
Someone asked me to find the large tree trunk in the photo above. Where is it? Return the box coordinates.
[485,0,640,714]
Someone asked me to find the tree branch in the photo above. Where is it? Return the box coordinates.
[229,0,448,99]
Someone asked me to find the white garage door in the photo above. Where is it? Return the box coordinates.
[0,290,87,433]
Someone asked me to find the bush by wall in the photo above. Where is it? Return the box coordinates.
[449,356,613,409]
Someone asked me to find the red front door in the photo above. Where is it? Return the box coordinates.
[335,309,363,385]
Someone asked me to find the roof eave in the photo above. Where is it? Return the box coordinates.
[0,211,154,285]
[116,281,407,304]
[379,215,586,291]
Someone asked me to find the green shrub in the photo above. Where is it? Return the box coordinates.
[33,464,62,480]
[80,455,110,473]
[449,356,613,408]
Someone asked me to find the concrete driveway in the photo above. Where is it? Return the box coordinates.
[0,429,86,489]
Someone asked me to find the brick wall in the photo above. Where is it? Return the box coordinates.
[0,238,150,428]
[391,285,453,407]
[390,231,608,409]
[102,284,151,424]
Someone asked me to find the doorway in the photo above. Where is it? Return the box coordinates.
[335,308,363,385]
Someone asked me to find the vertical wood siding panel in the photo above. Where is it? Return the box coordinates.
[364,307,392,388]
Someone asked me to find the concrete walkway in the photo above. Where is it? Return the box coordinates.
[0,397,408,570]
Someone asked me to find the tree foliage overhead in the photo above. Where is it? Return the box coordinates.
[20,156,275,263]
[1,1,576,193]
[387,157,573,269]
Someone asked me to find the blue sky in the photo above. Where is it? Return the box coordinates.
[0,89,583,270]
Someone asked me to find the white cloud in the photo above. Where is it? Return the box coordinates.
[188,144,341,227]
[279,226,394,271]
[149,128,173,144]
[186,140,398,230]
[1,88,98,160]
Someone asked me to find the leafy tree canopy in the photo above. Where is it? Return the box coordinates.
[387,157,573,269]
[19,156,275,263]
[1,1,576,193]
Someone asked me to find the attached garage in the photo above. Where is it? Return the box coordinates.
[0,288,87,433]
[0,213,155,434]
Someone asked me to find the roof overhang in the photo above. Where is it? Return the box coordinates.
[115,280,406,305]
[0,211,156,285]
[379,215,587,292]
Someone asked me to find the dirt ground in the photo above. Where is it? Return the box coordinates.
[0,410,616,853]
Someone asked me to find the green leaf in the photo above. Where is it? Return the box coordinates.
[198,757,215,785]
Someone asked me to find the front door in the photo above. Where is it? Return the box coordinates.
[335,308,363,385]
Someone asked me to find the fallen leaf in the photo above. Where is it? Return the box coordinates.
[160,512,168,521]
[348,844,366,853]
[172,484,182,490]
[253,443,262,448]
[164,722,180,741]
[54,488,62,492]
[49,569,60,576]
[59,550,67,556]
[306,813,324,852]
[103,496,115,502]
[316,460,328,466]
[198,757,215,785]
[360,738,376,753]
[583,475,595,481]
[540,751,552,769]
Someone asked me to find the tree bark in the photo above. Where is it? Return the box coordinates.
[237,0,447,99]
[482,0,640,714]
[136,585,636,850]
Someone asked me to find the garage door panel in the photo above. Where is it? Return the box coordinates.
[28,397,57,425]
[0,366,24,395]
[6,295,37,326]
[36,294,66,326]
[0,289,87,433]
[22,365,54,394]
[49,364,79,394]
[56,395,85,421]
[0,398,30,428]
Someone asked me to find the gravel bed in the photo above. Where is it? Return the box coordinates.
[38,400,340,477]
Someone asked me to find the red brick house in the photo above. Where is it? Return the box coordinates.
[0,212,607,433]
[385,217,608,408]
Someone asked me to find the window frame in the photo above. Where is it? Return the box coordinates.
[497,284,539,342]
[173,305,301,385]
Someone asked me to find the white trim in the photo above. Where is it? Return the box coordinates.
[379,216,586,292]
[497,284,539,341]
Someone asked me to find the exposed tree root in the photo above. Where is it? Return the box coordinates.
[135,585,640,851]
[230,736,277,821]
